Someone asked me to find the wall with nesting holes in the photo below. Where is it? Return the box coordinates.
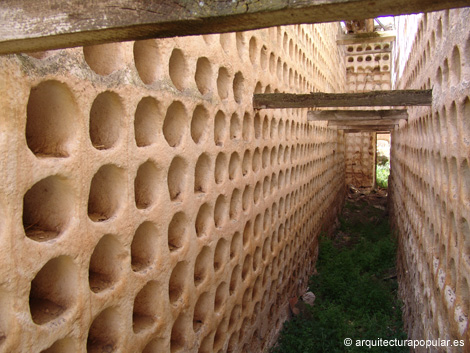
[0,22,347,353]
[390,8,470,348]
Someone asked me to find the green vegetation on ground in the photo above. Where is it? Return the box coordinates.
[272,200,406,353]
[376,162,390,189]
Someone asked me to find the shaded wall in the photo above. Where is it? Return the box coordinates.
[390,8,470,348]
[0,23,347,352]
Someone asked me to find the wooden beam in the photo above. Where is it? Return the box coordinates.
[253,90,432,109]
[337,31,396,45]
[335,124,396,130]
[0,0,468,54]
[328,119,399,126]
[307,109,408,121]
[345,130,392,133]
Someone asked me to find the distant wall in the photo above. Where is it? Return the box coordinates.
[0,23,347,352]
[390,8,470,348]
[344,132,377,188]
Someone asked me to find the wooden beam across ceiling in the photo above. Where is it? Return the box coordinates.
[253,90,432,109]
[334,124,397,130]
[344,130,392,133]
[328,119,400,126]
[0,0,469,54]
[307,109,408,121]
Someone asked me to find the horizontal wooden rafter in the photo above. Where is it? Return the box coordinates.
[337,30,396,45]
[307,109,408,121]
[334,124,397,130]
[344,130,392,133]
[253,90,432,109]
[0,0,469,54]
[328,119,400,126]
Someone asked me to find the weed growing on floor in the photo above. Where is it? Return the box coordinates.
[272,201,406,353]
[376,162,390,188]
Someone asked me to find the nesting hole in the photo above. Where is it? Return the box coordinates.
[249,37,257,65]
[89,234,126,293]
[252,148,261,173]
[230,266,241,295]
[242,186,252,212]
[169,262,188,305]
[191,105,210,144]
[253,247,262,271]
[26,81,78,158]
[230,232,242,260]
[195,203,213,238]
[229,152,241,181]
[194,246,211,287]
[242,150,251,177]
[215,153,228,184]
[23,175,74,242]
[169,49,188,91]
[193,292,211,332]
[29,256,78,325]
[168,156,188,201]
[220,33,233,52]
[84,43,125,76]
[88,164,125,222]
[87,308,120,353]
[195,57,213,95]
[254,113,261,139]
[243,256,254,284]
[133,281,160,333]
[262,147,269,169]
[253,181,261,204]
[242,223,253,252]
[214,195,229,228]
[134,40,160,84]
[450,46,461,86]
[131,222,159,272]
[89,91,123,150]
[236,32,247,60]
[269,53,276,73]
[262,117,269,139]
[254,214,262,239]
[195,153,211,193]
[214,238,229,273]
[230,189,242,220]
[135,160,160,209]
[214,111,227,146]
[230,113,241,140]
[168,212,189,253]
[213,318,227,351]
[217,67,230,100]
[134,97,160,147]
[214,282,228,312]
[233,72,244,104]
[163,101,188,147]
[242,113,252,141]
[260,45,268,70]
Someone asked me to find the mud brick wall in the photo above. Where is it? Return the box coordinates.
[344,41,392,93]
[0,23,346,353]
[390,8,470,349]
[344,132,377,188]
